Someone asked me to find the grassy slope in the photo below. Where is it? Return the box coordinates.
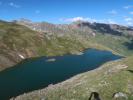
[12,56,133,100]
[88,34,133,56]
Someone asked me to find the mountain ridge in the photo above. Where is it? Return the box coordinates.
[0,19,133,71]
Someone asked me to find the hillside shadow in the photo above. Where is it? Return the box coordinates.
[78,22,123,36]
[127,70,133,73]
[123,39,133,50]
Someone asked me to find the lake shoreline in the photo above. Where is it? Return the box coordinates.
[0,49,122,100]
[0,44,122,73]
[10,58,124,100]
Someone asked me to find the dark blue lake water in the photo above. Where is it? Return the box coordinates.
[0,49,122,100]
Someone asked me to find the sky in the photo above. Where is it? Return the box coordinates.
[0,0,133,25]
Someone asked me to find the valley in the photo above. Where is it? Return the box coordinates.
[0,20,133,71]
[0,19,133,100]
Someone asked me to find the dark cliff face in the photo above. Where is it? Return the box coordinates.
[72,21,133,36]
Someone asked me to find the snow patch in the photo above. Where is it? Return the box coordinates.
[18,54,25,59]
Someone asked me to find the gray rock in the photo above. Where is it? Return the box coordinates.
[40,97,45,100]
[113,92,128,100]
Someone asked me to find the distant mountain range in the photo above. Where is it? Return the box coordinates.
[16,19,133,37]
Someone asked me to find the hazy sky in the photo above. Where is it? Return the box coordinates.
[0,0,133,25]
